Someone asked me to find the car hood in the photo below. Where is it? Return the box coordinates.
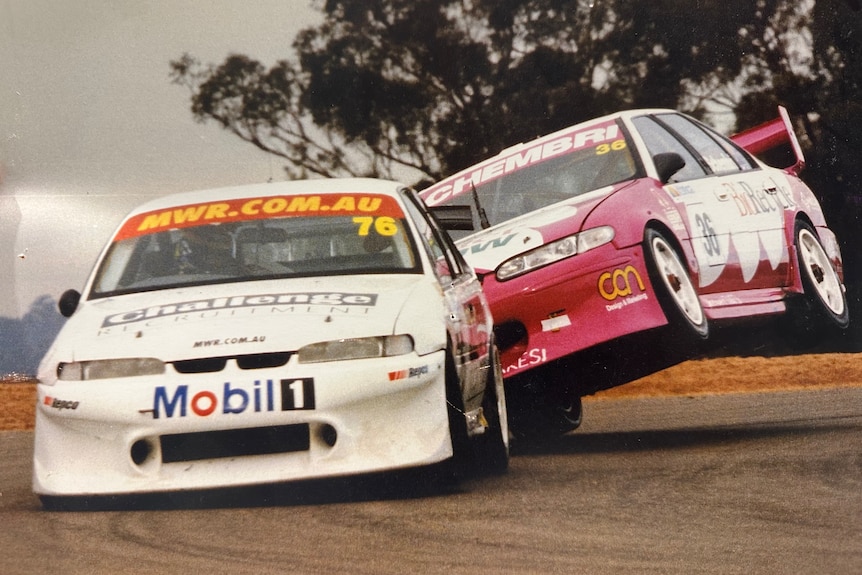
[44,275,434,365]
[456,185,621,272]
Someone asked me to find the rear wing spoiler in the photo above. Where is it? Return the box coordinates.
[730,106,805,176]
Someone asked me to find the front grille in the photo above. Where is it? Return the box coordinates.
[236,352,291,370]
[172,357,227,373]
[160,424,310,463]
[171,352,292,374]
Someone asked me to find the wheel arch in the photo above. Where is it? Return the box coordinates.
[788,215,846,296]
[643,218,699,284]
[793,211,817,238]
[786,218,850,334]
[787,212,823,294]
[641,223,710,339]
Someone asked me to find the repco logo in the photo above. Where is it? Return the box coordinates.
[388,365,429,381]
[44,396,80,411]
[598,266,645,301]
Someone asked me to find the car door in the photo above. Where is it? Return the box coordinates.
[402,191,491,405]
[632,113,790,293]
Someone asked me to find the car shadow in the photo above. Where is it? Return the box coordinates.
[511,420,854,457]
[557,327,702,397]
[38,463,464,512]
[557,314,858,399]
[706,316,862,357]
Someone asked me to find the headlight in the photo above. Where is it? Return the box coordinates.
[297,335,414,364]
[496,226,615,281]
[57,358,165,381]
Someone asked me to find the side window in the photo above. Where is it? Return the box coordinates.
[702,124,757,171]
[658,114,753,173]
[431,214,471,279]
[632,116,707,182]
[401,191,463,285]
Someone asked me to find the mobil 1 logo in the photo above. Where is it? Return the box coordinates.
[282,378,315,411]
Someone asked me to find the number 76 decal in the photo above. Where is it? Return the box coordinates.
[353,216,398,236]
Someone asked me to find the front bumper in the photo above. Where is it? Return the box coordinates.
[485,244,668,377]
[33,350,450,497]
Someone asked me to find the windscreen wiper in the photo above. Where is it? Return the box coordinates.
[471,181,491,229]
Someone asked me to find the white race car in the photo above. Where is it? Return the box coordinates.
[34,178,508,508]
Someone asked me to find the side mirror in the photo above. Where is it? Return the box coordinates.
[429,205,475,231]
[58,289,81,318]
[653,152,686,184]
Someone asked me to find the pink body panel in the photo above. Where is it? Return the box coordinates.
[483,242,669,377]
[423,108,845,383]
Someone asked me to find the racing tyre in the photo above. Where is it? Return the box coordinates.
[473,345,509,475]
[508,397,583,443]
[788,221,849,339]
[444,349,472,470]
[505,369,582,442]
[551,394,583,432]
[644,228,709,340]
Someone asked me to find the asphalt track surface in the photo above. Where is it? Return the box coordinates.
[1,387,860,575]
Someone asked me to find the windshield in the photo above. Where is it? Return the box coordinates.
[91,194,421,298]
[442,137,637,239]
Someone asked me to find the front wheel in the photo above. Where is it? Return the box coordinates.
[644,228,709,340]
[789,221,849,337]
[505,368,582,442]
[474,345,509,474]
[444,349,471,467]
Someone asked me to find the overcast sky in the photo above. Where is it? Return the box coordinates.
[1,0,322,319]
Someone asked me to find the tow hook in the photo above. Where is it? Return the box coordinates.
[465,407,488,437]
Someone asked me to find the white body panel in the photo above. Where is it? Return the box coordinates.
[33,179,505,499]
[34,350,450,495]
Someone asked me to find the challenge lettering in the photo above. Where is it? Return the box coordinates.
[103,292,378,327]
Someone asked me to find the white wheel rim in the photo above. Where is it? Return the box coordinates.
[798,229,845,316]
[652,236,705,327]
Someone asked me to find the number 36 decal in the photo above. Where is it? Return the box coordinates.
[695,212,721,257]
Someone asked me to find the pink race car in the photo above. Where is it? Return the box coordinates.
[422,107,848,437]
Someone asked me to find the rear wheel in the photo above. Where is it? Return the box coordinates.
[644,228,709,340]
[789,221,848,337]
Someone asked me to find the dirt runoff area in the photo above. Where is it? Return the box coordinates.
[3,352,861,431]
